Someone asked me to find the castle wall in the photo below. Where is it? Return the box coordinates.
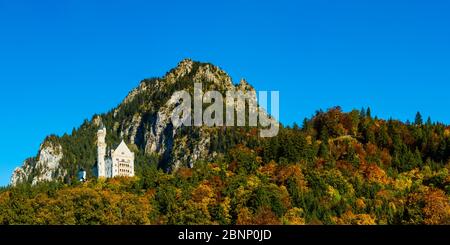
[112,150,134,177]
[105,158,113,178]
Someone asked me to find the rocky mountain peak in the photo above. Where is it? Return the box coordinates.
[237,78,254,92]
[164,58,194,81]
[162,59,234,91]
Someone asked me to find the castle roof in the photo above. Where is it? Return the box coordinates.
[113,140,133,156]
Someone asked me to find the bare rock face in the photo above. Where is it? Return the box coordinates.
[10,160,33,186]
[145,110,172,154]
[10,141,63,186]
[30,142,64,185]
[121,114,142,143]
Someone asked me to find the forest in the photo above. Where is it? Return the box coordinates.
[1,107,449,225]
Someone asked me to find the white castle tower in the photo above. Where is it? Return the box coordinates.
[97,125,135,178]
[97,125,107,178]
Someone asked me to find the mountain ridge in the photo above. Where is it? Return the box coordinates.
[10,58,260,186]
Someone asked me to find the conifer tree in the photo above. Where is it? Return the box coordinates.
[415,112,423,125]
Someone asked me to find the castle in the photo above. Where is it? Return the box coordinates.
[96,125,135,178]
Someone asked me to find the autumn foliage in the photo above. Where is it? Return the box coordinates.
[1,107,449,225]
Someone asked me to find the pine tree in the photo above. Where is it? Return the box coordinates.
[415,112,423,125]
[366,107,372,119]
[426,116,432,127]
[360,107,366,118]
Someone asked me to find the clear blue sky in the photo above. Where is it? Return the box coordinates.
[0,0,449,186]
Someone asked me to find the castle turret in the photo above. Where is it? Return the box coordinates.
[97,125,107,178]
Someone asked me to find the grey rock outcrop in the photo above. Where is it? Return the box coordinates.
[10,141,63,186]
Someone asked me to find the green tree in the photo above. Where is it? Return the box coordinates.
[415,112,423,125]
